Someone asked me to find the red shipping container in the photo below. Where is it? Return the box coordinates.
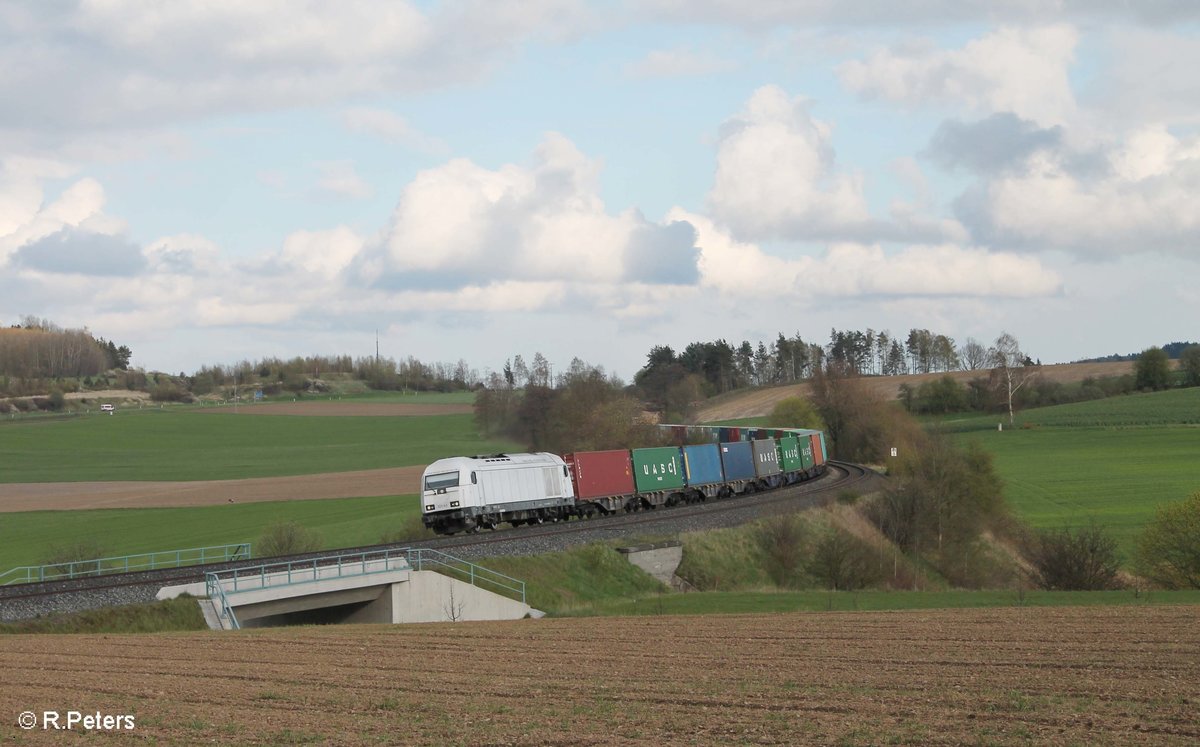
[809,433,824,465]
[564,450,635,499]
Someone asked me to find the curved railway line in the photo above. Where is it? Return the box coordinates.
[0,461,878,619]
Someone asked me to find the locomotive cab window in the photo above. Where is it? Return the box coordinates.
[424,472,460,491]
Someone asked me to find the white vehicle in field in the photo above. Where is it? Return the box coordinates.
[100,403,115,414]
[421,453,576,535]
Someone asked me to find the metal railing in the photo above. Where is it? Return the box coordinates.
[0,543,253,586]
[202,547,526,629]
[407,548,526,605]
[206,574,242,630]
[206,547,414,595]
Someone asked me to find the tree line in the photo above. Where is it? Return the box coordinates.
[0,317,132,397]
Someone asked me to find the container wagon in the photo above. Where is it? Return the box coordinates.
[564,450,636,516]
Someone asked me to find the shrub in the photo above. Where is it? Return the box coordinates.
[151,381,190,402]
[256,521,323,557]
[806,527,879,591]
[41,538,110,567]
[1135,492,1200,589]
[754,514,808,588]
[1028,521,1121,590]
[379,515,436,544]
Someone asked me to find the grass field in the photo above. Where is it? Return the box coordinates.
[0,494,422,571]
[0,409,517,482]
[946,388,1200,557]
[577,588,1200,616]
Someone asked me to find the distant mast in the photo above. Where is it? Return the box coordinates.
[375,328,380,363]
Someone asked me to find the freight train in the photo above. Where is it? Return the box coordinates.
[421,426,827,535]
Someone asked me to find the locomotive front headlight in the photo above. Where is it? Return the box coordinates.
[425,504,434,511]
[450,501,460,508]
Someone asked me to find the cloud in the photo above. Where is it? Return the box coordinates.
[0,0,594,133]
[624,47,737,78]
[340,107,449,154]
[278,227,364,276]
[838,25,1079,127]
[925,113,1064,175]
[13,227,145,277]
[1085,28,1200,128]
[637,1,1200,28]
[370,132,700,287]
[707,85,871,241]
[312,161,373,201]
[672,208,1061,299]
[0,172,127,266]
[959,126,1200,255]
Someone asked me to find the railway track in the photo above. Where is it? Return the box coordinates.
[0,461,878,617]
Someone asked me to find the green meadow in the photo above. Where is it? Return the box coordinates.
[0,494,423,572]
[947,388,1200,556]
[0,408,517,482]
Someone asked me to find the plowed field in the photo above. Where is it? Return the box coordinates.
[695,361,1146,421]
[3,605,1197,745]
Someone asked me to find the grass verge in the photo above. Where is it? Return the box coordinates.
[568,588,1200,616]
[0,596,207,634]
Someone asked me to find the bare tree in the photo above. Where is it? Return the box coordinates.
[959,338,988,371]
[988,332,1039,426]
[443,581,466,622]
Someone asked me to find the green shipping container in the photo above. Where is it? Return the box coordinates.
[799,438,815,469]
[631,447,685,492]
[777,436,804,472]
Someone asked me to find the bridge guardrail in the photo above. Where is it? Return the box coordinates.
[202,547,526,623]
[0,543,253,586]
[407,548,526,605]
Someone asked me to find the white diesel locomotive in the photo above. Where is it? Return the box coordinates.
[420,453,575,535]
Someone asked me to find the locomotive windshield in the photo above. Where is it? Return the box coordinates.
[424,471,460,491]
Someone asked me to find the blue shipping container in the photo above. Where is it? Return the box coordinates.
[683,443,724,486]
[719,441,756,481]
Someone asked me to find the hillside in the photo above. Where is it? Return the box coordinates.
[695,360,1143,422]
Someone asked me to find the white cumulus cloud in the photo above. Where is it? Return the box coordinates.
[672,208,1060,299]
[972,130,1200,254]
[707,85,870,241]
[839,25,1079,127]
[373,132,700,287]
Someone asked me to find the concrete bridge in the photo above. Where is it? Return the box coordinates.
[161,549,536,630]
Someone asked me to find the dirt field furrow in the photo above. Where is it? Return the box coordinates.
[3,605,1198,745]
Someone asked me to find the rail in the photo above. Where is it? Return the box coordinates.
[0,543,253,586]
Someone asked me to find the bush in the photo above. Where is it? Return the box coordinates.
[1135,492,1200,589]
[1028,522,1121,590]
[256,521,323,557]
[754,514,808,588]
[379,514,436,544]
[806,527,879,591]
[41,538,110,567]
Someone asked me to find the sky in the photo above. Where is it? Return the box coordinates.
[2,1,1198,382]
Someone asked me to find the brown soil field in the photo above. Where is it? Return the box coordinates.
[0,402,469,512]
[696,360,1148,421]
[0,466,425,513]
[2,605,1197,745]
